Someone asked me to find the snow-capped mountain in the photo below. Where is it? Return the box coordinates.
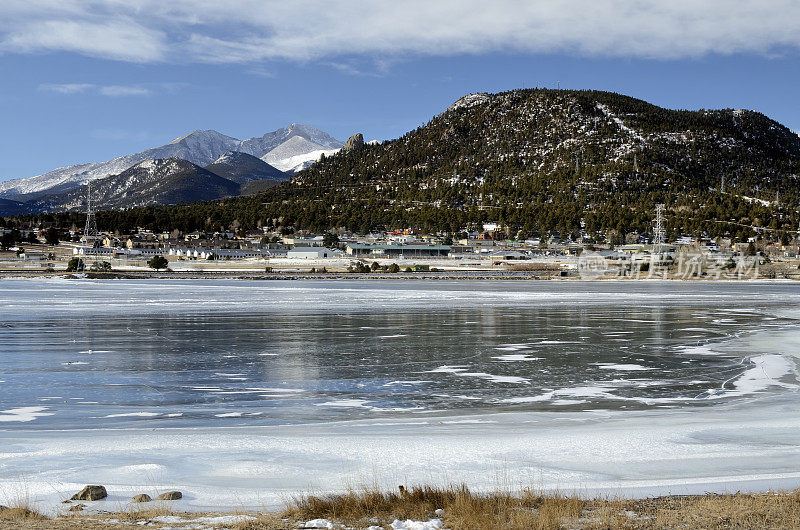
[0,124,342,200]
[0,130,241,201]
[31,158,241,211]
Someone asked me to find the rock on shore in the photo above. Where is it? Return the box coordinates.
[71,485,107,501]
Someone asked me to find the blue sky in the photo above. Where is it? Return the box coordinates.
[1,1,799,182]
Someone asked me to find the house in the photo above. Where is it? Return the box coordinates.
[287,247,335,259]
[101,236,120,248]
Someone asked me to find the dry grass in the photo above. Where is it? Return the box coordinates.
[282,484,586,529]
[3,487,800,529]
[0,493,48,527]
[233,513,292,530]
[0,507,47,522]
[275,485,800,530]
[644,491,800,529]
[109,502,175,523]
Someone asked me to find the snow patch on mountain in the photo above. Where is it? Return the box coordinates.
[266,148,341,173]
[449,93,491,111]
[261,136,341,173]
[595,103,645,142]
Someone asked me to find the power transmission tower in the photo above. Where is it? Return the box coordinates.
[84,180,98,247]
[654,204,666,250]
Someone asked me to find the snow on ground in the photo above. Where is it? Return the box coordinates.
[3,390,800,516]
[390,519,443,529]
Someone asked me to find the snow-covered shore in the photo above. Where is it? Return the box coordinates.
[3,390,800,516]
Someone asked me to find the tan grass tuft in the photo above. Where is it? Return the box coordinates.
[0,506,47,521]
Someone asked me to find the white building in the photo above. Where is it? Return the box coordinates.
[287,247,335,259]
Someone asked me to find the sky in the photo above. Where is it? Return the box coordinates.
[1,0,799,182]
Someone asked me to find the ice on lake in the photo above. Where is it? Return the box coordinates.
[1,278,800,513]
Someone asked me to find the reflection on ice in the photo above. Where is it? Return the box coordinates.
[1,279,799,428]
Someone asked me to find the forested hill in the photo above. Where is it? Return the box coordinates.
[10,89,800,239]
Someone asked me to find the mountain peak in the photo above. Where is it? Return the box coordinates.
[168,129,239,145]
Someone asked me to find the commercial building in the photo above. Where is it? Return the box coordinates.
[345,244,451,258]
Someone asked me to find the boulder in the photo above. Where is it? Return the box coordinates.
[343,133,365,152]
[157,491,182,500]
[68,504,86,512]
[71,485,107,501]
[132,494,152,503]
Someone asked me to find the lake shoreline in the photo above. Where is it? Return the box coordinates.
[5,487,800,529]
[1,269,798,281]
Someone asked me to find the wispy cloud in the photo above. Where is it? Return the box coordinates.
[4,1,800,64]
[39,83,94,94]
[98,85,152,97]
[327,62,382,77]
[39,83,154,97]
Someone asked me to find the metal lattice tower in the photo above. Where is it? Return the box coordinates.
[84,180,98,247]
[654,204,666,249]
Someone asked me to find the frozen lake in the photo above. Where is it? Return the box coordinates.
[1,278,799,512]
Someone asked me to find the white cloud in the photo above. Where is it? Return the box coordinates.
[2,18,166,62]
[3,1,800,64]
[38,83,153,97]
[39,83,94,94]
[98,85,152,97]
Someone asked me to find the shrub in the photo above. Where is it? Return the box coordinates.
[148,255,169,270]
[66,257,85,272]
[90,261,112,271]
